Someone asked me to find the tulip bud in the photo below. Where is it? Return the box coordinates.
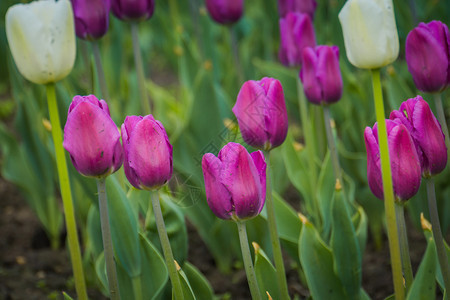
[71,0,111,40]
[202,142,266,221]
[364,120,421,202]
[232,77,289,150]
[121,115,173,190]
[63,95,123,178]
[338,0,399,69]
[279,12,316,67]
[299,45,343,105]
[205,0,243,25]
[405,21,450,93]
[6,0,76,85]
[111,0,154,21]
[390,96,447,177]
[277,0,317,20]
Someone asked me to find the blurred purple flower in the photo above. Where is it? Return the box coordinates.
[63,95,123,178]
[299,45,343,105]
[111,0,154,21]
[390,95,447,177]
[71,0,111,40]
[364,120,421,202]
[205,0,243,24]
[202,142,266,221]
[121,115,173,190]
[277,0,317,20]
[279,12,316,67]
[232,77,288,150]
[406,20,450,93]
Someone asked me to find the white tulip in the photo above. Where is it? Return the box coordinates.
[338,0,399,69]
[6,0,76,85]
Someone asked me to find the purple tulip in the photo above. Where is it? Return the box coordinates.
[299,45,343,105]
[202,142,266,220]
[364,120,422,201]
[71,0,111,40]
[111,0,154,21]
[205,0,243,25]
[390,96,447,177]
[63,95,123,178]
[406,20,450,93]
[279,12,316,67]
[277,0,317,20]
[232,77,288,150]
[121,115,172,190]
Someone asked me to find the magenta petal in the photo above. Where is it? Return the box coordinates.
[63,99,122,177]
[250,150,266,214]
[127,117,172,190]
[218,143,263,220]
[264,79,288,148]
[233,81,268,148]
[406,24,448,93]
[202,153,233,220]
[316,46,342,103]
[121,122,140,189]
[364,126,383,200]
[300,47,322,104]
[205,0,243,24]
[387,123,422,201]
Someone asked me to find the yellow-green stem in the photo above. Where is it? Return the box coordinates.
[132,275,143,300]
[150,190,184,300]
[236,221,262,300]
[296,77,319,221]
[92,41,110,101]
[426,178,450,299]
[395,203,413,292]
[46,83,88,300]
[433,94,450,162]
[97,177,120,300]
[371,69,404,300]
[131,22,151,115]
[262,150,290,300]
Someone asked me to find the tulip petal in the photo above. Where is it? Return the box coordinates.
[233,81,268,149]
[250,150,266,214]
[317,46,343,103]
[300,47,322,104]
[364,126,383,200]
[127,116,172,189]
[202,153,233,220]
[387,123,421,201]
[218,143,263,219]
[63,100,122,177]
[263,78,289,148]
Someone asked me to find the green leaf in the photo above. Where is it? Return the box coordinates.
[407,239,437,300]
[62,292,74,300]
[316,152,334,238]
[106,176,141,277]
[299,219,347,300]
[177,264,197,300]
[183,262,215,300]
[330,188,362,300]
[253,242,280,299]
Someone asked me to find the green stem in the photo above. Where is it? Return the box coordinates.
[433,94,450,162]
[132,275,143,300]
[97,178,120,300]
[229,25,244,84]
[150,190,184,300]
[296,77,319,221]
[262,150,290,300]
[395,203,413,292]
[131,22,151,115]
[426,178,450,298]
[46,83,88,300]
[322,105,344,189]
[236,221,262,300]
[92,41,110,100]
[371,69,404,300]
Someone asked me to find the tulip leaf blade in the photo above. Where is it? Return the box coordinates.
[253,243,280,299]
[182,262,215,300]
[406,238,436,300]
[299,220,347,300]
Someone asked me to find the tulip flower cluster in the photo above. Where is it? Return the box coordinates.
[365,95,447,201]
